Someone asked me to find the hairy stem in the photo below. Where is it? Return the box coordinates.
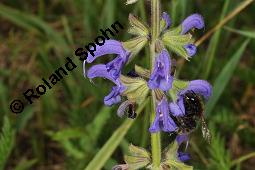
[150,0,161,169]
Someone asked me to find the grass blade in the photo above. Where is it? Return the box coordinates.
[0,116,15,170]
[202,0,230,79]
[0,4,69,54]
[231,152,255,167]
[84,99,149,170]
[224,26,255,39]
[205,39,250,115]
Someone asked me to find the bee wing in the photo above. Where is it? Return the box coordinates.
[201,116,212,144]
[117,100,132,118]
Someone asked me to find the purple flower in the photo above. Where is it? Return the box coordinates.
[169,80,212,116]
[181,14,204,35]
[84,40,130,79]
[162,13,204,58]
[87,64,126,106]
[149,98,177,133]
[184,44,197,57]
[176,134,190,162]
[162,12,171,30]
[104,84,126,106]
[85,40,130,106]
[148,49,173,91]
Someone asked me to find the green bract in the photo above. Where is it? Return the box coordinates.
[162,26,194,60]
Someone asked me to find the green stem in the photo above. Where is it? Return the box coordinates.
[150,92,161,169]
[151,0,160,42]
[150,0,161,169]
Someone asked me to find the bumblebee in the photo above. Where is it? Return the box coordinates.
[171,91,211,143]
[126,103,137,119]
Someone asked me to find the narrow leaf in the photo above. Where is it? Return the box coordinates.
[224,26,255,39]
[84,99,149,170]
[205,39,250,115]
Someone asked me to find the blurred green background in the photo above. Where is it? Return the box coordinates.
[0,0,255,169]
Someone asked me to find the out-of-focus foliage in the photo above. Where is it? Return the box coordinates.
[0,0,254,169]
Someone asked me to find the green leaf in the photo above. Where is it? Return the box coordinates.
[84,99,149,170]
[207,125,232,170]
[205,39,250,115]
[0,116,15,170]
[14,159,37,170]
[224,26,255,39]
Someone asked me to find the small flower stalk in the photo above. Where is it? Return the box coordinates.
[83,0,212,169]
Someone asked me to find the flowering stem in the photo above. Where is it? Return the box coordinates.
[150,0,161,169]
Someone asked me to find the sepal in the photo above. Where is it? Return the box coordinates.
[128,14,149,37]
[161,142,193,170]
[120,75,149,104]
[169,79,189,102]
[122,36,148,61]
[134,65,150,78]
[162,26,194,60]
[124,144,151,170]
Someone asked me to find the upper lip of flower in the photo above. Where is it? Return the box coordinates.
[84,39,129,78]
[84,39,130,106]
[181,13,205,35]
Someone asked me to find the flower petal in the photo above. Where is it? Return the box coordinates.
[149,98,177,133]
[179,80,212,100]
[184,44,197,57]
[181,14,204,34]
[162,12,171,30]
[178,152,190,162]
[104,85,126,106]
[106,56,126,80]
[169,102,185,117]
[87,64,118,84]
[86,40,128,63]
[148,49,173,91]
[149,110,161,133]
